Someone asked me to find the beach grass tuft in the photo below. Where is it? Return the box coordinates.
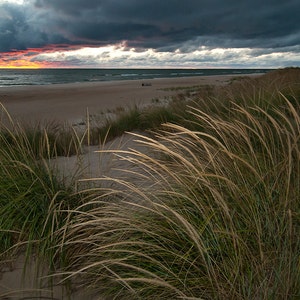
[0,110,83,273]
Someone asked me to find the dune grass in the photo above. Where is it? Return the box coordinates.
[54,69,299,299]
[0,111,82,271]
[0,67,299,299]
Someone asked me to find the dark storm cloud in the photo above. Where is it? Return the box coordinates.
[0,3,35,51]
[0,1,69,52]
[33,0,300,46]
[1,0,299,52]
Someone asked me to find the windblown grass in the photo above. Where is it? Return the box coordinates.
[0,68,299,299]
[53,68,300,299]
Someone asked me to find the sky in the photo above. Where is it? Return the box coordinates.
[0,0,299,68]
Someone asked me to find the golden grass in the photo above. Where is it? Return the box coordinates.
[53,69,300,299]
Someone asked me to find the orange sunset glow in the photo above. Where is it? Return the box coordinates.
[1,50,45,68]
[0,60,44,69]
[0,47,68,69]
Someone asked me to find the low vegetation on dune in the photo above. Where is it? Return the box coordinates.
[0,68,299,299]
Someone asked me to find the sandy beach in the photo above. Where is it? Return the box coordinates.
[0,74,255,125]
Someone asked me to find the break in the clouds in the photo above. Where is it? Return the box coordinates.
[0,0,299,68]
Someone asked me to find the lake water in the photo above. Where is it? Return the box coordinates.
[0,68,272,87]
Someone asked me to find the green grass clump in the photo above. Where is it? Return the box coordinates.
[89,103,187,144]
[0,121,84,158]
[0,115,81,271]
